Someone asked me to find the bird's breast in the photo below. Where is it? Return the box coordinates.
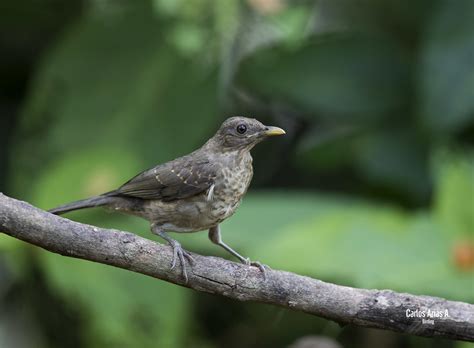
[211,155,253,221]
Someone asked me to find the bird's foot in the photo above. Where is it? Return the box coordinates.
[243,258,270,279]
[169,240,194,283]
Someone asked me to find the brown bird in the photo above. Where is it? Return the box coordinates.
[49,116,285,281]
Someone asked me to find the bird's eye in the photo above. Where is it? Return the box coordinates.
[236,124,247,134]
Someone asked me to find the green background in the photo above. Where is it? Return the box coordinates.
[0,0,473,347]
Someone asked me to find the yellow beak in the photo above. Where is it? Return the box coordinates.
[264,126,286,136]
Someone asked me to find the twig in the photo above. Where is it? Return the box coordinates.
[0,193,472,341]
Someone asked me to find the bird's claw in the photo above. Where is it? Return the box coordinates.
[243,258,269,279]
[169,241,194,283]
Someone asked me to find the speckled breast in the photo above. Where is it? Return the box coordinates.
[210,154,253,223]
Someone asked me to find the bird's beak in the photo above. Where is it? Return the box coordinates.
[263,126,286,136]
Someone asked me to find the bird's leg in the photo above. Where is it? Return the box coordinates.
[151,224,194,282]
[208,225,268,276]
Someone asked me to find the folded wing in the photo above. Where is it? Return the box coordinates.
[114,157,217,202]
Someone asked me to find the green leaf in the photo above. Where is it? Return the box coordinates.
[256,196,473,301]
[432,150,474,238]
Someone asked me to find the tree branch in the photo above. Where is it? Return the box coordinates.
[0,193,472,341]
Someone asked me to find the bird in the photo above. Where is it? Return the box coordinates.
[49,116,286,282]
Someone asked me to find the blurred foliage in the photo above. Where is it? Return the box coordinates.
[1,0,473,347]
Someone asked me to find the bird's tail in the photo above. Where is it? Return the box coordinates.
[48,192,116,215]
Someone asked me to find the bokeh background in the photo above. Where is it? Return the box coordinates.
[1,0,473,347]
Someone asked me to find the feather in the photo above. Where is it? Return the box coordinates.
[113,154,218,202]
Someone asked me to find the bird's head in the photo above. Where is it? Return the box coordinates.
[209,116,286,152]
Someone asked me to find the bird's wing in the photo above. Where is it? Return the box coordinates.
[114,157,218,202]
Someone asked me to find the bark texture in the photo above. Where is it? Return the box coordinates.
[0,193,472,341]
